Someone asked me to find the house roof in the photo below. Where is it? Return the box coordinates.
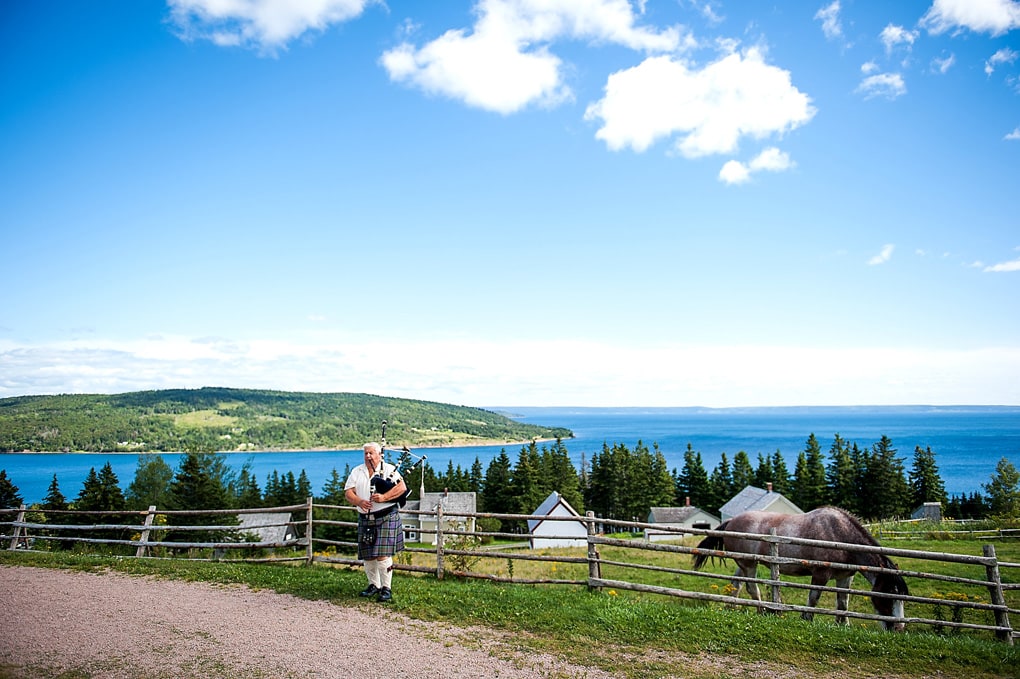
[648,506,718,523]
[421,491,476,514]
[720,485,802,517]
[527,491,582,533]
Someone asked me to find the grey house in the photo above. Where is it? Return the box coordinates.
[644,504,720,542]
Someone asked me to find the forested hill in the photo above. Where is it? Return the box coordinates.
[0,388,572,453]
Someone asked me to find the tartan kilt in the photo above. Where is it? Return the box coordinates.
[357,508,405,560]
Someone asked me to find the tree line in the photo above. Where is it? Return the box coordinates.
[2,434,1018,540]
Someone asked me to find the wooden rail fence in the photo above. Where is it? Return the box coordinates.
[2,502,1016,643]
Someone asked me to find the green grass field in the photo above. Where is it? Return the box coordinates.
[3,536,1018,679]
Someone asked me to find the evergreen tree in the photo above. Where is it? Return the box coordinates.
[770,449,791,496]
[510,443,545,529]
[296,470,313,502]
[647,443,676,512]
[983,457,1020,520]
[862,436,911,520]
[0,470,24,509]
[233,466,263,509]
[481,450,514,516]
[543,438,583,512]
[798,434,829,510]
[42,474,67,511]
[675,444,710,509]
[908,445,948,510]
[469,457,484,494]
[264,471,282,506]
[826,434,858,514]
[731,451,755,493]
[125,454,174,511]
[707,453,734,515]
[166,452,235,544]
[316,467,354,546]
[753,453,775,489]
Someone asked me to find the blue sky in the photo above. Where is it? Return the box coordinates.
[1,0,1019,407]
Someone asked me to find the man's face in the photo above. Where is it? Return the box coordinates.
[363,445,381,470]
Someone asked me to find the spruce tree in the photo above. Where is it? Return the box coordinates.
[166,452,235,544]
[42,474,67,511]
[0,470,24,508]
[770,449,791,496]
[731,451,755,493]
[753,453,775,489]
[863,436,911,520]
[826,434,858,514]
[676,444,710,510]
[707,453,734,515]
[481,450,514,515]
[908,445,948,510]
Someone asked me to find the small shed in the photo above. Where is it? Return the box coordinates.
[236,512,295,543]
[401,491,476,545]
[911,502,943,522]
[644,504,720,542]
[528,491,587,549]
[719,484,803,522]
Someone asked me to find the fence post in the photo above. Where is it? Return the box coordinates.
[135,505,157,558]
[982,544,1014,644]
[768,528,782,606]
[435,502,445,581]
[8,504,27,550]
[586,511,601,590]
[306,496,315,566]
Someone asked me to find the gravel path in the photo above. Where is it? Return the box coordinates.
[0,566,618,679]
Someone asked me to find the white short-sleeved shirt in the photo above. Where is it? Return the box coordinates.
[344,461,403,514]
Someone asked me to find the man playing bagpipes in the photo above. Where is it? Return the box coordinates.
[344,441,406,603]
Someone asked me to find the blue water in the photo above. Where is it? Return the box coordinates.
[2,406,1018,504]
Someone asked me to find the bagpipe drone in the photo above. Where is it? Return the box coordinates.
[370,420,427,508]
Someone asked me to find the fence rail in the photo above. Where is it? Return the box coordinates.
[2,502,1016,643]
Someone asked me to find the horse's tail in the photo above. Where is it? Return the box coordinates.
[692,521,729,570]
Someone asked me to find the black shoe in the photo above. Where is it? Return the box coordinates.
[359,584,379,597]
[376,587,392,603]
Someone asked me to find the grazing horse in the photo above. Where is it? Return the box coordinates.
[692,507,908,631]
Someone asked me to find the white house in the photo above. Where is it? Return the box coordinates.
[644,503,720,542]
[528,491,588,549]
[719,483,803,522]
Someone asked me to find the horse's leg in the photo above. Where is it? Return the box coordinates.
[833,574,853,626]
[736,562,765,614]
[803,572,830,622]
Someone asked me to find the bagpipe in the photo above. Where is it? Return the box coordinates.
[370,420,428,507]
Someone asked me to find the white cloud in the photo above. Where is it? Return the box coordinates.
[381,0,684,114]
[585,48,815,157]
[880,24,919,53]
[719,146,794,184]
[3,335,1019,407]
[985,47,1019,75]
[1006,126,1020,139]
[861,60,879,74]
[921,0,1020,36]
[984,257,1020,272]
[931,53,956,73]
[856,72,906,100]
[868,244,895,265]
[718,159,750,184]
[167,0,375,53]
[815,1,843,41]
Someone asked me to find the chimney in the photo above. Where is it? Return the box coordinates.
[766,482,773,493]
[685,496,691,507]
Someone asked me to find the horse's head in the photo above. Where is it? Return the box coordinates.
[870,557,909,632]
